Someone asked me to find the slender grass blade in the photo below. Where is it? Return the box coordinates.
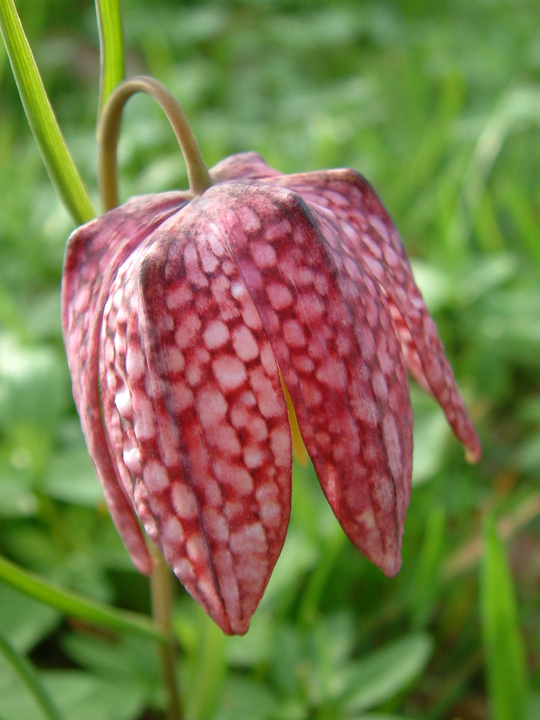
[95,0,125,116]
[481,516,528,720]
[0,554,165,644]
[0,632,64,720]
[0,0,95,224]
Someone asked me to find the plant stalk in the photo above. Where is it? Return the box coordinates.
[95,0,125,117]
[98,74,212,211]
[0,0,95,224]
[150,546,182,720]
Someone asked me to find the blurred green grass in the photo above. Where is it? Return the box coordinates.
[1,0,539,718]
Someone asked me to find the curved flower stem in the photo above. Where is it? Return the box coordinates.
[98,75,212,211]
[150,546,182,720]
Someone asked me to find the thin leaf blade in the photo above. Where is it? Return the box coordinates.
[0,554,165,643]
[0,0,95,224]
[0,632,65,720]
[481,516,528,720]
[95,0,125,115]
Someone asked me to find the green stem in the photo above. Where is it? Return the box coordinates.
[98,75,212,211]
[95,0,125,117]
[0,554,165,643]
[0,633,65,720]
[150,546,182,720]
[0,0,95,224]
[186,608,226,720]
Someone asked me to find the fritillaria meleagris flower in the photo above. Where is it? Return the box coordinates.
[62,150,480,635]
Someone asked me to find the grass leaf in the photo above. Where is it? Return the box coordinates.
[481,516,528,720]
[0,632,65,720]
[0,0,95,224]
[95,0,125,116]
[0,554,165,644]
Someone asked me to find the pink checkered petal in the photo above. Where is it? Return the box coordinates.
[98,202,292,635]
[200,183,412,576]
[62,192,191,573]
[210,152,281,183]
[272,169,481,463]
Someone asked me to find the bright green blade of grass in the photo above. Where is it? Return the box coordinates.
[95,0,125,117]
[0,554,166,644]
[411,506,446,630]
[481,516,528,720]
[0,632,65,720]
[0,0,95,224]
[502,182,540,273]
[184,606,227,720]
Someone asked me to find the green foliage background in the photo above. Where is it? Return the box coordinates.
[0,0,539,718]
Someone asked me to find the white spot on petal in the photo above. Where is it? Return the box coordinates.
[208,424,242,455]
[114,331,126,358]
[174,312,202,349]
[266,282,293,310]
[196,386,228,428]
[238,206,262,233]
[203,320,230,350]
[315,356,347,390]
[114,388,132,418]
[201,478,223,507]
[157,413,181,467]
[251,241,277,269]
[230,522,267,554]
[283,319,306,348]
[250,369,283,419]
[133,393,156,440]
[270,425,291,466]
[163,517,184,545]
[171,483,198,520]
[373,371,388,401]
[215,459,253,495]
[126,346,145,379]
[186,534,205,564]
[123,447,141,476]
[205,508,229,543]
[199,243,220,274]
[213,355,248,393]
[166,284,193,310]
[232,325,259,362]
[244,446,266,469]
[241,301,262,330]
[383,414,403,480]
[352,395,379,426]
[173,558,195,583]
[74,285,91,314]
[255,482,278,505]
[143,460,169,492]
[260,499,282,528]
[168,381,194,414]
[231,281,245,300]
[163,346,185,374]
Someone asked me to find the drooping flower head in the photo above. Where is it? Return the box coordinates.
[62,78,480,635]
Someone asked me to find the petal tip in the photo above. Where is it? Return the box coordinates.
[222,619,251,637]
[463,426,482,464]
[378,550,402,578]
[133,554,154,576]
[465,444,482,464]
